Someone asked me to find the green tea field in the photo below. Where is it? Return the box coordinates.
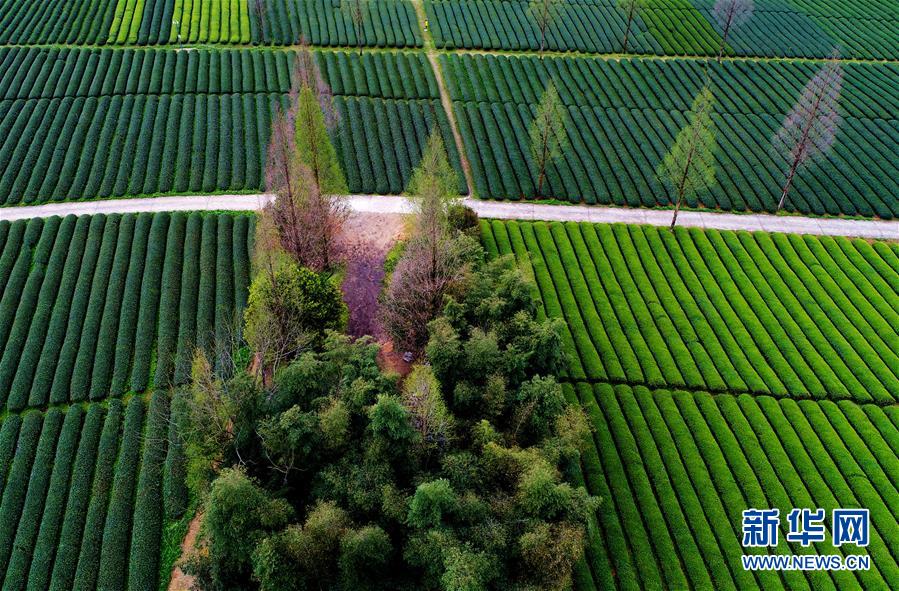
[0,0,895,588]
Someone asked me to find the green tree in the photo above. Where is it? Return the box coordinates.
[252,501,350,591]
[656,84,717,228]
[244,258,346,371]
[528,80,568,197]
[338,526,392,589]
[183,468,292,590]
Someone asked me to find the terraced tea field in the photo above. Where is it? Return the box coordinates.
[0,48,464,205]
[0,212,252,410]
[483,218,898,591]
[567,383,898,591]
[426,0,899,59]
[0,0,896,589]
[450,55,899,217]
[482,220,899,400]
[0,0,421,46]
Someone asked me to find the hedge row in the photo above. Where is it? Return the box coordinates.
[482,221,899,402]
[571,382,899,589]
[334,96,468,195]
[454,98,899,217]
[0,396,185,589]
[0,89,451,204]
[250,0,422,47]
[426,0,898,59]
[442,53,899,122]
[165,0,253,44]
[0,0,421,47]
[0,213,253,411]
[0,47,438,101]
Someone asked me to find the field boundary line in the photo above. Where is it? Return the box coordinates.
[410,0,477,196]
[1,42,896,67]
[2,195,897,240]
[561,379,899,409]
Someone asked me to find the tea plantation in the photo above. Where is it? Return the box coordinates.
[0,0,896,588]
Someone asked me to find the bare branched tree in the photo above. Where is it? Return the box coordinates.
[656,84,718,228]
[341,0,369,55]
[618,0,644,53]
[528,80,568,198]
[713,0,754,61]
[263,45,348,272]
[252,0,267,40]
[528,0,562,56]
[771,53,843,211]
[381,133,474,354]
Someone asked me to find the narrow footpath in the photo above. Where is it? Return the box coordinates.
[2,194,896,240]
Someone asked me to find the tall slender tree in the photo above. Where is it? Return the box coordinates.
[252,0,267,42]
[341,0,369,55]
[618,0,644,53]
[381,132,476,354]
[528,0,562,56]
[528,80,568,198]
[771,54,843,211]
[263,46,348,272]
[713,0,754,61]
[656,85,718,229]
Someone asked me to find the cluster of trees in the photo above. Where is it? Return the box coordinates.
[244,45,350,374]
[174,58,597,588]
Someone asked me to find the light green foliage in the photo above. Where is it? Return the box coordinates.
[407,479,459,529]
[244,258,346,365]
[656,84,717,223]
[406,131,460,235]
[295,86,347,195]
[528,80,569,195]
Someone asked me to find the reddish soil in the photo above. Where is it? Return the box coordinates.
[167,511,203,591]
[340,212,412,377]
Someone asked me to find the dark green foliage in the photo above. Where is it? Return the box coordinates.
[154,213,187,389]
[127,392,169,591]
[95,397,145,590]
[29,405,103,591]
[110,212,152,396]
[1,216,74,410]
[4,407,80,591]
[47,215,107,405]
[0,410,60,573]
[130,212,170,392]
[88,214,136,400]
[164,392,189,520]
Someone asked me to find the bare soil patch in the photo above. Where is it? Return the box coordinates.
[340,212,408,346]
[167,511,203,591]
